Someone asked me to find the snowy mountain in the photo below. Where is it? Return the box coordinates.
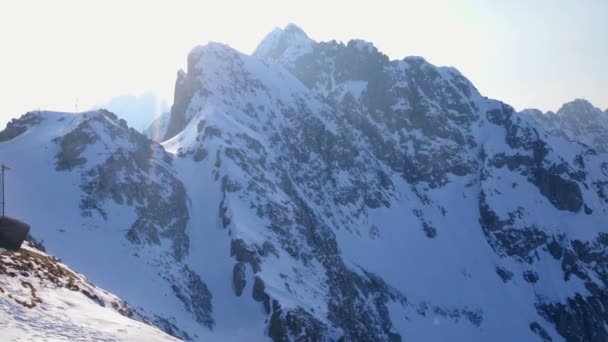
[521,99,608,154]
[0,110,216,341]
[0,242,178,341]
[1,24,607,341]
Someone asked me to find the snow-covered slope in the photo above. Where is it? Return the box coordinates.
[0,242,178,341]
[1,25,608,341]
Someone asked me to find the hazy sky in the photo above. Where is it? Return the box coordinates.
[1,0,606,127]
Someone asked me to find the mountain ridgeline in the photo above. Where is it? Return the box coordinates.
[2,25,608,341]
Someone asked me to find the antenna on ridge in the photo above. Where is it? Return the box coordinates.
[1,164,11,217]
[75,98,79,113]
[0,163,31,251]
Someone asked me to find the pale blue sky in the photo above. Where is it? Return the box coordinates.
[0,0,606,127]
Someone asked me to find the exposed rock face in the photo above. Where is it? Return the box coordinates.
[231,262,246,296]
[164,70,200,141]
[533,233,608,342]
[53,110,190,261]
[0,113,43,143]
[188,24,605,340]
[169,266,214,329]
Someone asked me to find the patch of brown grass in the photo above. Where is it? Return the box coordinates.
[0,248,92,309]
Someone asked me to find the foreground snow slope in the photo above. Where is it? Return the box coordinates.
[0,110,219,341]
[0,243,178,341]
[1,25,607,341]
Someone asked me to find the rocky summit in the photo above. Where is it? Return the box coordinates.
[1,25,607,341]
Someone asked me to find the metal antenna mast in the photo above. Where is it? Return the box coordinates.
[1,164,10,217]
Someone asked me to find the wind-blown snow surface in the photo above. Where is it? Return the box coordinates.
[1,25,608,341]
[0,243,178,341]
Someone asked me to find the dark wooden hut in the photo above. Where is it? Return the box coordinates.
[0,216,30,251]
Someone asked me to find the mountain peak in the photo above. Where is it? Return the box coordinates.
[284,23,308,37]
[347,39,378,54]
[519,108,544,116]
[524,98,608,153]
[557,98,600,116]
[253,23,314,62]
[4,25,608,342]
[189,41,240,62]
[184,41,243,78]
[402,55,430,64]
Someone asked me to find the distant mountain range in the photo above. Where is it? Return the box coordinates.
[1,24,607,341]
[521,99,608,154]
[93,91,169,132]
